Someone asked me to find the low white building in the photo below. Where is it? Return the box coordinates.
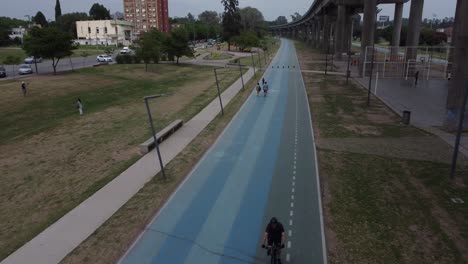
[9,27,26,41]
[75,20,133,46]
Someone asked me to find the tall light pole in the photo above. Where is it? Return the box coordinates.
[213,67,225,115]
[144,93,173,180]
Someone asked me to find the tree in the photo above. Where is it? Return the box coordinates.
[221,0,241,51]
[89,3,111,20]
[136,29,165,71]
[55,0,62,21]
[33,12,48,27]
[274,16,288,25]
[0,26,11,46]
[290,12,302,22]
[238,7,265,36]
[187,13,195,23]
[164,28,193,64]
[198,11,220,26]
[232,31,259,51]
[56,12,90,38]
[23,27,74,74]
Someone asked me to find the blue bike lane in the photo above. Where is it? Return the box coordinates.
[120,39,324,264]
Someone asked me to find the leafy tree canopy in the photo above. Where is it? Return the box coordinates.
[23,27,74,74]
[56,12,90,38]
[89,3,111,20]
[232,31,259,51]
[291,12,302,22]
[164,27,193,64]
[198,11,220,26]
[136,29,165,69]
[238,7,265,36]
[33,11,48,27]
[221,0,241,50]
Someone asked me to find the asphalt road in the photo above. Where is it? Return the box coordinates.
[119,39,326,264]
[1,54,111,79]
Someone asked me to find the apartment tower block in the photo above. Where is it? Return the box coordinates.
[123,0,169,35]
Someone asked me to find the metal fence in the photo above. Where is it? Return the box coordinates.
[363,45,454,80]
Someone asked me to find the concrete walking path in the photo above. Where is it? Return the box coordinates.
[1,67,256,264]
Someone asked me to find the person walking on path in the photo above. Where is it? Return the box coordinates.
[76,98,83,115]
[256,82,261,96]
[262,78,266,85]
[21,81,28,97]
[414,71,419,86]
[263,81,269,97]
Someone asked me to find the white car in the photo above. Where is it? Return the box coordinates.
[97,54,113,63]
[18,64,33,75]
[24,56,43,64]
[119,47,134,55]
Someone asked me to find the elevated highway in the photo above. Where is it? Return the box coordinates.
[271,0,468,131]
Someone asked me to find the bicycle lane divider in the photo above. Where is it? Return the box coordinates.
[289,41,327,263]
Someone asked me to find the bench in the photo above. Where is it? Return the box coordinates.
[139,119,184,154]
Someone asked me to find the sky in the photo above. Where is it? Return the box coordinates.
[0,0,458,22]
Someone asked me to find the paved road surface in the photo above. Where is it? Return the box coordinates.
[1,54,110,79]
[120,39,326,264]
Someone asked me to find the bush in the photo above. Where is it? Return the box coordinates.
[133,54,142,64]
[115,54,141,64]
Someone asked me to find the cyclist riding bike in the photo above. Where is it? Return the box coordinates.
[261,217,286,263]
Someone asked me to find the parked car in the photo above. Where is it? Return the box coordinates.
[18,64,33,75]
[0,66,6,78]
[97,54,113,63]
[24,56,43,64]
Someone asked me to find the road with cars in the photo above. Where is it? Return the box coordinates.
[0,53,112,79]
[119,38,327,264]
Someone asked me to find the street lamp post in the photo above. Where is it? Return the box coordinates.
[213,68,225,115]
[144,93,173,180]
[251,54,256,74]
[238,59,245,90]
[450,78,468,179]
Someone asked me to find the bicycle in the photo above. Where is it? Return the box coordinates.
[264,243,282,264]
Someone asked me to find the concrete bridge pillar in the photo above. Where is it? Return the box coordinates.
[444,0,468,131]
[334,5,346,55]
[391,2,404,58]
[316,18,322,48]
[344,10,352,53]
[323,14,332,52]
[405,0,424,64]
[359,0,377,77]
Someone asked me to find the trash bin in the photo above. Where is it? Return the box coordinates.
[402,110,411,125]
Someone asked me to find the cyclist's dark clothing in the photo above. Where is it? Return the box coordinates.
[265,222,284,245]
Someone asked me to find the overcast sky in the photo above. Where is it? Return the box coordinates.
[0,0,458,22]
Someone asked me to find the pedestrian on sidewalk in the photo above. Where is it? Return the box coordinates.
[76,98,83,115]
[262,78,266,85]
[21,81,28,97]
[256,82,261,96]
[414,71,419,86]
[263,81,269,97]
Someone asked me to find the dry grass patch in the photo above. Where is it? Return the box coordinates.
[59,66,271,264]
[297,41,468,263]
[0,63,243,261]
